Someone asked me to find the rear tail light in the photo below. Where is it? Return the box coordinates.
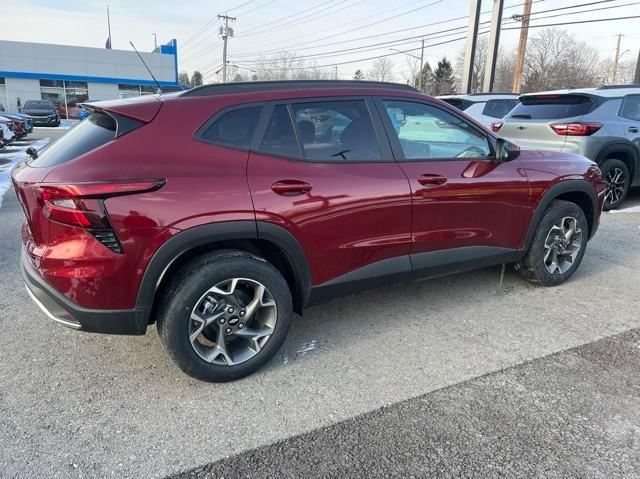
[35,179,165,253]
[491,122,503,133]
[550,123,602,136]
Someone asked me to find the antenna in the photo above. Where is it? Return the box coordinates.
[129,41,162,94]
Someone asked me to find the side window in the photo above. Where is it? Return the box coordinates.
[199,105,261,149]
[260,104,301,157]
[482,99,519,119]
[620,95,640,121]
[291,100,381,161]
[383,100,491,160]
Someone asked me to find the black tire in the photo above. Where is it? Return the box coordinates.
[516,200,588,286]
[601,158,630,211]
[157,250,292,382]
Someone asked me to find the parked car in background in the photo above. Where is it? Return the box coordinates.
[438,93,520,128]
[495,86,640,210]
[0,115,16,144]
[21,100,60,127]
[0,112,30,139]
[13,80,605,382]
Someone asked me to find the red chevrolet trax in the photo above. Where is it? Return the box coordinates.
[12,81,605,382]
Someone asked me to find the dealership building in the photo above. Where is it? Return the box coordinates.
[0,39,178,118]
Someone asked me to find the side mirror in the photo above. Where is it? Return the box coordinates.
[496,138,520,162]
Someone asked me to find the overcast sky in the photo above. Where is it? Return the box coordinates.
[1,0,639,83]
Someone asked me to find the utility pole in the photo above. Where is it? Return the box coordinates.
[634,50,640,84]
[461,0,482,94]
[334,65,338,80]
[218,14,236,83]
[611,34,622,85]
[151,33,157,50]
[419,37,425,91]
[483,0,504,92]
[511,0,532,93]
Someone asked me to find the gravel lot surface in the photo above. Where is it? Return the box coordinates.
[1,130,639,478]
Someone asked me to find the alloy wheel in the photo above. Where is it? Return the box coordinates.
[543,216,583,275]
[188,278,277,366]
[604,167,626,207]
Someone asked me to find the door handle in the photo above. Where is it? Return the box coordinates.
[271,180,313,196]
[628,127,639,133]
[417,174,447,186]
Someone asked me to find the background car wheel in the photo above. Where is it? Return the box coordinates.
[601,158,630,211]
[516,200,588,286]
[156,250,292,382]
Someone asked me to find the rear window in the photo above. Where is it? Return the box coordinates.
[198,105,262,149]
[509,94,592,120]
[482,99,519,118]
[29,112,116,167]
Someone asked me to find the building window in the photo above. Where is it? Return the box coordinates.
[0,78,7,112]
[118,84,156,98]
[39,79,88,120]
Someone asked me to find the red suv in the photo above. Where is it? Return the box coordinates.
[12,81,605,381]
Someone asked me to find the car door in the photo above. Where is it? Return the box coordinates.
[619,94,640,176]
[248,97,413,292]
[374,97,531,273]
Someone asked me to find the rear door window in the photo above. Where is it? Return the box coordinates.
[29,112,116,167]
[482,99,519,118]
[620,95,640,121]
[509,94,592,120]
[199,105,262,149]
[290,99,381,162]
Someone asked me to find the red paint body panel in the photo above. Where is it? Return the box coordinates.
[398,158,532,253]
[249,152,412,284]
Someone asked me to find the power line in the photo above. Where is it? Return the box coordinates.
[236,12,640,72]
[233,0,636,66]
[234,0,276,16]
[238,0,339,36]
[231,0,538,58]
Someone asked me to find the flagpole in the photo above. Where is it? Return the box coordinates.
[107,5,112,49]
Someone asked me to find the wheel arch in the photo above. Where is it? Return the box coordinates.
[136,221,312,322]
[594,141,638,181]
[523,180,599,251]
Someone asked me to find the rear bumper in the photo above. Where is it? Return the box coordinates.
[21,249,149,335]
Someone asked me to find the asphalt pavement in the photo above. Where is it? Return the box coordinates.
[1,133,639,478]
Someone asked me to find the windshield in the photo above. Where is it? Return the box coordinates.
[24,101,54,110]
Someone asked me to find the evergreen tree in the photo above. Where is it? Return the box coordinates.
[353,69,364,80]
[433,57,456,95]
[191,71,203,87]
[414,62,433,93]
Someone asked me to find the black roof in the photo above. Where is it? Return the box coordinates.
[182,80,419,97]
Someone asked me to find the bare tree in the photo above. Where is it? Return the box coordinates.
[599,57,637,85]
[522,28,600,92]
[455,35,489,93]
[368,57,395,82]
[251,51,334,81]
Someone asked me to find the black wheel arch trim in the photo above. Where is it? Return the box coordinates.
[593,140,639,180]
[523,179,599,250]
[135,220,312,320]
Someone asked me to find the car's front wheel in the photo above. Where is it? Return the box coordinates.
[516,200,588,286]
[601,158,630,210]
[157,250,292,382]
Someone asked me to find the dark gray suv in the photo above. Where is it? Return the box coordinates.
[496,86,640,210]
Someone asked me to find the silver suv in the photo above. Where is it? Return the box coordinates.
[496,86,640,210]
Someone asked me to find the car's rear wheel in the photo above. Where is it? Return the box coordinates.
[516,200,588,286]
[601,158,630,211]
[157,250,292,382]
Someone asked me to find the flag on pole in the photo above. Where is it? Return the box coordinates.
[105,5,112,49]
[105,37,112,49]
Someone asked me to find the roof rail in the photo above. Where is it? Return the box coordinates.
[596,84,640,90]
[181,80,419,97]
